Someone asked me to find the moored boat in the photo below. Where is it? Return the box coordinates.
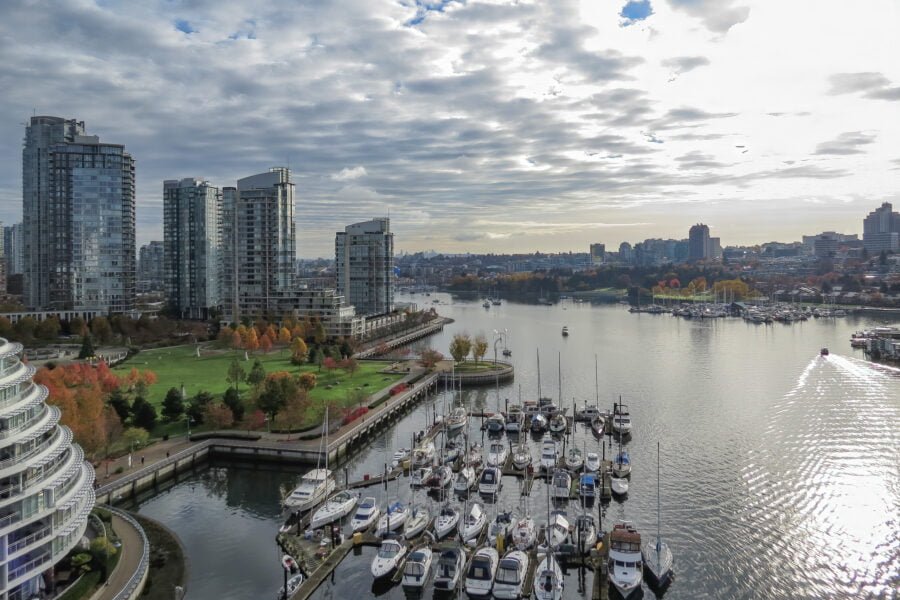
[454,465,476,493]
[512,515,537,550]
[276,573,305,599]
[283,468,336,512]
[564,446,583,471]
[485,413,506,433]
[426,465,453,490]
[433,504,461,539]
[464,546,499,597]
[539,435,557,472]
[512,444,532,470]
[404,504,432,539]
[479,465,502,496]
[548,413,567,434]
[310,490,359,529]
[579,473,597,499]
[492,550,529,599]
[459,502,487,541]
[612,403,632,435]
[611,477,629,497]
[613,450,631,478]
[608,522,642,598]
[433,547,465,591]
[412,440,436,467]
[401,547,433,589]
[487,510,514,547]
[411,466,433,488]
[446,407,468,436]
[573,513,597,554]
[371,537,407,579]
[375,501,410,537]
[487,441,509,467]
[350,496,380,532]
[545,510,571,548]
[551,469,572,499]
[584,452,601,473]
[532,551,564,600]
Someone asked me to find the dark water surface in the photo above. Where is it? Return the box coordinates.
[135,296,900,599]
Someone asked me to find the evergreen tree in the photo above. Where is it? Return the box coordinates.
[161,387,185,421]
[223,387,245,422]
[131,397,157,431]
[247,359,266,389]
[78,335,95,359]
[107,389,131,424]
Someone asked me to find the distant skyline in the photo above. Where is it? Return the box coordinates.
[1,0,898,257]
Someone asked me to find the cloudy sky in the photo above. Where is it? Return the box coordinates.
[1,0,898,257]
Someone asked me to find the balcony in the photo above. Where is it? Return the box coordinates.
[7,523,51,556]
[7,550,52,584]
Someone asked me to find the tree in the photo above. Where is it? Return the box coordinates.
[472,334,488,363]
[223,387,245,422]
[230,330,243,350]
[245,328,259,352]
[187,390,215,425]
[259,333,273,353]
[419,349,444,369]
[131,398,157,431]
[256,372,299,421]
[78,335,96,359]
[449,333,472,363]
[340,357,359,376]
[68,316,87,337]
[290,337,308,365]
[339,341,353,359]
[204,402,234,429]
[107,389,131,424]
[312,320,327,344]
[162,387,185,421]
[278,327,292,345]
[247,359,266,389]
[322,356,339,380]
[297,372,317,391]
[36,317,61,340]
[122,427,149,449]
[90,316,113,344]
[226,358,245,391]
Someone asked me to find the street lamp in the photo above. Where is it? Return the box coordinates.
[186,415,193,438]
[492,330,503,365]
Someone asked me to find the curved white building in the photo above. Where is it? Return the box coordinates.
[0,339,95,599]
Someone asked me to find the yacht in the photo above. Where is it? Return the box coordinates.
[511,515,537,550]
[548,413,567,434]
[310,490,359,529]
[446,407,469,436]
[371,537,407,579]
[551,469,572,500]
[608,522,643,598]
[459,502,487,542]
[487,510,514,546]
[413,440,436,467]
[579,473,597,499]
[574,405,601,422]
[454,465,476,493]
[539,435,558,472]
[545,510,571,548]
[433,504,461,539]
[283,468,336,512]
[487,441,509,467]
[464,546,499,597]
[276,573,305,599]
[613,450,631,478]
[485,413,506,433]
[433,547,465,591]
[512,444,532,471]
[483,300,492,309]
[411,466,433,488]
[404,504,432,539]
[612,404,633,435]
[478,466,502,496]
[573,514,597,553]
[642,441,674,589]
[584,452,601,473]
[375,502,410,537]
[350,496,380,532]
[532,551,564,600]
[401,547,433,589]
[564,447,583,471]
[492,550,528,599]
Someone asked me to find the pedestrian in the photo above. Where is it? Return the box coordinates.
[141,456,145,465]
[166,452,170,458]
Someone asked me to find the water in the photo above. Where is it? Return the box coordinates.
[134,296,900,599]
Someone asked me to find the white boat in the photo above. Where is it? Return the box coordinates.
[426,465,453,490]
[459,502,487,542]
[446,407,468,436]
[608,522,642,598]
[413,441,436,467]
[579,473,597,499]
[411,466,432,487]
[548,413,567,434]
[531,413,548,433]
[539,435,557,472]
[612,403,632,435]
[611,476,629,496]
[532,552,564,600]
[487,510,514,546]
[551,469,571,499]
[283,468,336,512]
[485,413,506,433]
[573,514,597,553]
[492,550,528,599]
[478,466,502,496]
[642,441,674,589]
[511,515,537,550]
[464,546,498,597]
[564,447,583,471]
[350,496,380,532]
[505,406,524,432]
[433,546,465,591]
[467,443,484,467]
[310,490,359,529]
[404,504,432,539]
[545,510,571,548]
[590,416,606,436]
[613,450,631,478]
[483,300,492,309]
[454,465,476,493]
[276,573,304,599]
[391,448,410,468]
[375,502,410,537]
[512,444,532,470]
[371,537,407,579]
[433,504,461,539]
[443,441,462,464]
[487,441,509,467]
[584,452,601,473]
[401,546,433,588]
[574,405,601,422]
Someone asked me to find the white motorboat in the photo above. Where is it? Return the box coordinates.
[512,444,532,471]
[539,435,557,472]
[530,413,547,433]
[426,465,453,490]
[574,405,601,422]
[283,468,336,512]
[545,510,571,548]
[487,510,514,546]
[391,448,410,468]
[454,465,476,493]
[492,550,528,599]
[611,476,629,497]
[478,466,502,496]
[350,496,380,532]
[579,473,597,499]
[505,406,524,432]
[584,452,601,473]
[464,546,499,597]
[487,441,509,467]
[459,502,487,542]
[412,441,436,467]
[310,490,359,529]
[548,413,567,434]
[371,537,407,579]
[608,522,642,598]
[550,469,572,499]
[532,552,564,600]
[467,443,484,467]
[375,502,410,537]
[485,413,506,433]
[590,416,606,437]
[433,547,465,591]
[443,441,462,464]
[404,504,432,539]
[276,573,304,599]
[511,515,537,550]
[612,403,632,435]
[573,514,597,554]
[401,546,433,589]
[446,407,468,436]
[411,466,433,487]
[564,447,583,471]
[613,450,631,478]
[433,504,461,539]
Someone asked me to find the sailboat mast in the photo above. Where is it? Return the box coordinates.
[537,349,542,399]
[657,440,662,554]
[557,352,561,404]
[594,354,599,405]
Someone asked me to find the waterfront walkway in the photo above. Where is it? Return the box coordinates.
[93,511,148,600]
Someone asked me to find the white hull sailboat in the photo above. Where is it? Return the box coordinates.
[454,465,476,493]
[512,444,532,470]
[564,447,583,471]
[375,502,410,537]
[433,504,461,539]
[459,502,487,542]
[404,504,432,539]
[412,440,436,467]
[512,515,537,550]
[532,552,564,600]
[642,441,674,589]
[310,490,359,529]
[411,466,432,487]
[544,510,571,549]
[446,407,468,436]
[487,510,514,547]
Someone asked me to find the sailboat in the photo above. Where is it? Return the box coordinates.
[533,481,564,600]
[642,442,674,588]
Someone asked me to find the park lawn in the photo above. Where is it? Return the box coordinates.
[113,345,401,408]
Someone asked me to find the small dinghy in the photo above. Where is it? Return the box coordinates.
[433,547,465,591]
[404,504,432,539]
[433,504,461,539]
[371,537,407,579]
[276,573,304,599]
[350,496,380,532]
[401,547,433,589]
[459,502,487,542]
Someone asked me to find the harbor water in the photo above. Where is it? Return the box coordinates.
[134,296,900,599]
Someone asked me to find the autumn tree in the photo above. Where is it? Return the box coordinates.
[245,328,260,352]
[290,337,308,365]
[322,356,339,380]
[297,372,317,391]
[340,357,358,376]
[449,333,472,363]
[204,402,234,429]
[226,358,245,391]
[419,349,444,369]
[259,333,273,353]
[472,334,488,363]
[277,391,310,430]
[278,327,292,345]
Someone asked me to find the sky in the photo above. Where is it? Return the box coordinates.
[0,0,898,258]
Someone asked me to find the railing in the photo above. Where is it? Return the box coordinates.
[0,426,63,472]
[96,439,214,497]
[0,404,49,441]
[7,551,51,581]
[7,524,51,554]
[0,510,21,528]
[106,506,151,600]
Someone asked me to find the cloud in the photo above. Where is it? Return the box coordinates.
[813,131,877,155]
[620,1,654,26]
[667,0,750,33]
[828,72,900,101]
[661,55,710,74]
[675,151,729,170]
[332,166,367,181]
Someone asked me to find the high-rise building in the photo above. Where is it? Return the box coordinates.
[233,168,295,318]
[708,237,723,261]
[0,337,95,598]
[589,243,605,265]
[220,187,239,321]
[3,223,24,276]
[688,223,710,261]
[618,242,633,264]
[163,178,221,319]
[863,202,900,253]
[23,116,85,309]
[335,218,394,317]
[137,241,165,292]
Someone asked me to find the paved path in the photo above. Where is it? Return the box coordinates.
[93,514,144,600]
